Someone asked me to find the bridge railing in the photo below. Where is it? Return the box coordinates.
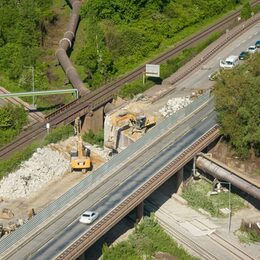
[0,91,212,255]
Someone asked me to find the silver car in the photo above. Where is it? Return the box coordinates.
[79,211,99,224]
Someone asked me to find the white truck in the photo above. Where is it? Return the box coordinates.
[219,55,239,69]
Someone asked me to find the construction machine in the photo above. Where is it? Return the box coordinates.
[70,117,91,173]
[129,114,156,134]
[105,112,156,150]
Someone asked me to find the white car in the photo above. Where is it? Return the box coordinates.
[247,45,257,53]
[79,211,99,224]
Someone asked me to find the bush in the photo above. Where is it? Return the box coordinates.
[0,104,28,147]
[83,129,104,147]
[43,124,74,145]
[102,216,197,260]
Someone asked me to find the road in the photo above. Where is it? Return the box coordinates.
[4,97,216,260]
[174,22,260,92]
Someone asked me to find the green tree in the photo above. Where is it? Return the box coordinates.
[240,1,252,19]
[214,54,260,157]
[0,104,28,147]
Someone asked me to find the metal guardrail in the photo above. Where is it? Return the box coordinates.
[0,89,79,99]
[0,91,212,255]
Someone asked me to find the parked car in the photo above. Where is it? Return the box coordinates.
[79,211,99,224]
[239,51,249,60]
[255,40,260,48]
[219,55,239,69]
[247,45,257,53]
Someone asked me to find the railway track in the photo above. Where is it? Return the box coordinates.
[55,125,220,259]
[146,199,254,260]
[0,4,260,159]
[0,87,44,123]
[0,97,218,259]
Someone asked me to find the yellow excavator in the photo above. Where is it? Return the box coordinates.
[70,117,91,173]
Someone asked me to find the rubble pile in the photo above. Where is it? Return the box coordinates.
[0,147,70,200]
[159,96,192,117]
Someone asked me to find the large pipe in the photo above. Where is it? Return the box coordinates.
[55,0,89,94]
[196,156,260,201]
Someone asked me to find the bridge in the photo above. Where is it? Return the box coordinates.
[0,92,220,259]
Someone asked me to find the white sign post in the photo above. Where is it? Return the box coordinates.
[143,64,160,85]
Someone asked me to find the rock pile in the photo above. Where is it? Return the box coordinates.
[159,96,192,117]
[0,147,70,200]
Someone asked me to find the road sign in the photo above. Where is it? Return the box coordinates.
[145,64,160,77]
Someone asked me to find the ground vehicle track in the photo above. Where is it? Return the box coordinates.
[0,3,259,159]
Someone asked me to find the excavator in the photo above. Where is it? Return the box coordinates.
[105,112,156,150]
[112,112,156,133]
[70,117,91,173]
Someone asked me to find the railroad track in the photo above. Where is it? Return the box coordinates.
[0,4,260,159]
[146,199,254,260]
[0,87,44,123]
[0,97,217,259]
[55,125,220,259]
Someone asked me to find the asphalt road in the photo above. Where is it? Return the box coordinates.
[168,22,260,94]
[10,100,216,260]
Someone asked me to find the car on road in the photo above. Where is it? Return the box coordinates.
[247,45,257,53]
[255,40,260,48]
[79,211,99,224]
[239,51,250,60]
[219,55,239,69]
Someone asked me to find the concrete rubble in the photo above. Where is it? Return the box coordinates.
[0,147,70,200]
[159,96,192,117]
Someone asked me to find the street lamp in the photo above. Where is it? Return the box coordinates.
[219,181,232,233]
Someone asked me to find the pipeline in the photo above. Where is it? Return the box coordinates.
[196,156,260,201]
[55,0,89,95]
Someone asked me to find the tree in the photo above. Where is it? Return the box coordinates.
[240,1,252,20]
[214,53,260,157]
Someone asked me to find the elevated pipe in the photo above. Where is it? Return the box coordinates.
[196,156,260,200]
[56,0,89,94]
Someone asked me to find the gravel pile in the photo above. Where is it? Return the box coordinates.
[0,147,70,200]
[159,97,192,117]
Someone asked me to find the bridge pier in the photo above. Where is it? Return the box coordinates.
[176,168,184,194]
[136,201,144,222]
[81,106,104,134]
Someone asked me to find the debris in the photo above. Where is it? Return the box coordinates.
[0,208,14,219]
[159,97,192,117]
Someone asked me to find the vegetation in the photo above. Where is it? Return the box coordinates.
[0,104,28,147]
[102,215,197,260]
[182,179,246,217]
[119,32,220,99]
[236,229,260,244]
[214,53,260,158]
[76,0,242,89]
[0,124,74,178]
[83,129,104,147]
[0,1,55,90]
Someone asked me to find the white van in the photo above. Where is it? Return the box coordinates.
[219,55,239,69]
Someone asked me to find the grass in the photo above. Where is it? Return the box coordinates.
[182,178,246,217]
[0,124,74,179]
[83,129,104,147]
[102,215,198,260]
[236,229,260,244]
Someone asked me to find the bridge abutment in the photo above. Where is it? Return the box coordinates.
[81,107,104,134]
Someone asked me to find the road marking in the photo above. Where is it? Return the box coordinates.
[255,32,258,35]
[236,43,241,47]
[248,35,252,39]
[242,40,246,43]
